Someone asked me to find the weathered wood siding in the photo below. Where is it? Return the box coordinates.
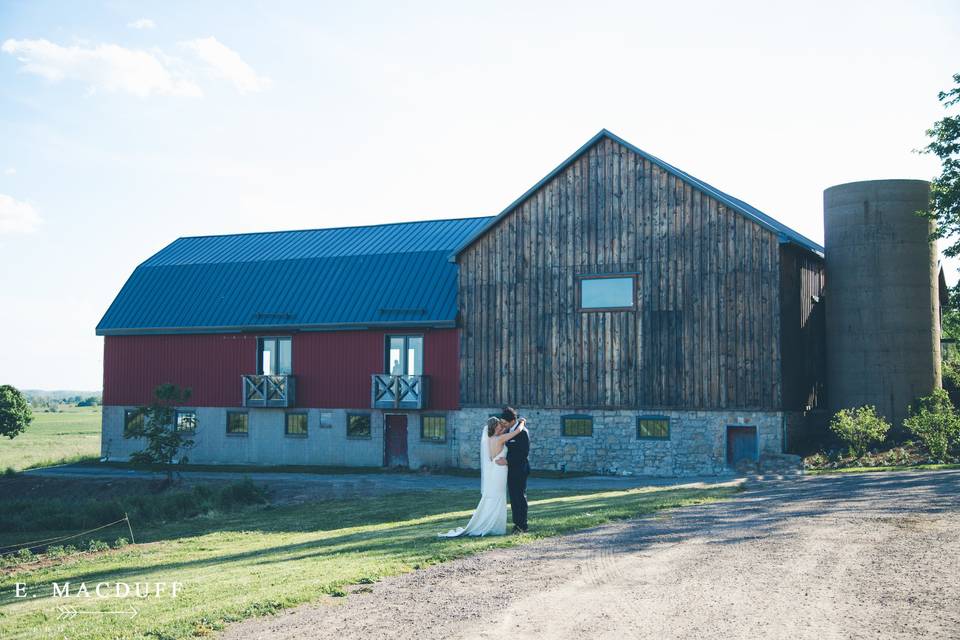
[779,245,826,411]
[458,136,785,410]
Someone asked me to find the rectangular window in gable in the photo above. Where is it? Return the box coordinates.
[579,276,635,310]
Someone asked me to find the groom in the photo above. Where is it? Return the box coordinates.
[495,406,530,533]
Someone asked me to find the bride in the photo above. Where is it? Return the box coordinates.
[439,417,527,537]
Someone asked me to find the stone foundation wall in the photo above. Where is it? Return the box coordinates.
[450,408,785,476]
[101,406,452,469]
[102,405,785,476]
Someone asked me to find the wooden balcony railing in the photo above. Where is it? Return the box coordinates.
[242,374,295,408]
[371,374,429,410]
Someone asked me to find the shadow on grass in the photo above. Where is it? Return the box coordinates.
[0,485,737,599]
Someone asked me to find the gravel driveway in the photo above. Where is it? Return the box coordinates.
[220,470,960,640]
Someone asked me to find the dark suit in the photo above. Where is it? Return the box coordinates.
[504,424,530,530]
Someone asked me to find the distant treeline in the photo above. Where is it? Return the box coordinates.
[24,390,102,410]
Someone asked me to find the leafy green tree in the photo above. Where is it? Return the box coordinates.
[829,405,890,458]
[942,358,960,407]
[904,388,960,462]
[0,385,33,439]
[922,73,960,257]
[124,384,195,482]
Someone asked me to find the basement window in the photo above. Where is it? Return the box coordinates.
[347,414,372,439]
[285,413,308,437]
[579,276,635,310]
[562,415,593,437]
[421,415,447,442]
[124,410,143,435]
[175,410,197,433]
[637,416,670,440]
[227,412,249,435]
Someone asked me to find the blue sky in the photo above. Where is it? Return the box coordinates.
[0,0,958,390]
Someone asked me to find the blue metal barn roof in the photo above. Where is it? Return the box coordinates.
[450,129,824,259]
[96,217,492,335]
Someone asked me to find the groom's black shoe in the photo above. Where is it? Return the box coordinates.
[511,525,528,534]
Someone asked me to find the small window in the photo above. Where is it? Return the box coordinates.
[258,337,292,375]
[175,410,197,433]
[285,413,308,436]
[637,416,670,440]
[347,414,371,439]
[421,415,447,442]
[124,410,143,435]
[562,415,593,437]
[226,412,249,435]
[319,411,334,428]
[580,276,635,310]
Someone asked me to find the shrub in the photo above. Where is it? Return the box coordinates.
[904,388,960,462]
[829,406,891,458]
[87,539,109,553]
[16,548,34,562]
[113,537,129,548]
[46,545,67,559]
[3,467,16,478]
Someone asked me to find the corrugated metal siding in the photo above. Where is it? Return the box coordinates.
[103,329,460,410]
[97,217,491,334]
[103,334,257,406]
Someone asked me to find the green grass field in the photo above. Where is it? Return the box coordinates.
[0,482,740,640]
[0,406,101,472]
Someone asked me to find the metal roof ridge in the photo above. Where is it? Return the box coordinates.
[172,214,494,243]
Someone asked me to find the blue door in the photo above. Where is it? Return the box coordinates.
[726,426,757,466]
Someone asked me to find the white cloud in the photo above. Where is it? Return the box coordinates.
[180,37,270,94]
[1,38,201,97]
[2,37,270,97]
[0,194,42,234]
[3,168,15,176]
[127,18,156,30]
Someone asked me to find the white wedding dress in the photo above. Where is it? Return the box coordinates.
[439,426,508,537]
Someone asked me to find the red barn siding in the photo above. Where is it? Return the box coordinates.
[103,329,460,410]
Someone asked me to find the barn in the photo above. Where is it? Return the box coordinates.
[98,129,826,476]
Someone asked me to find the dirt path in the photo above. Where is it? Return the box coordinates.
[220,470,960,640]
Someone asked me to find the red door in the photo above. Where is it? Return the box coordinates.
[384,414,409,467]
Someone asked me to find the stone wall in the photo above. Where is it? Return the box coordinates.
[102,405,785,476]
[450,408,785,476]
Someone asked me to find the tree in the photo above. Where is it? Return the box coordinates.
[829,405,891,458]
[922,73,960,260]
[123,384,195,482]
[0,385,33,439]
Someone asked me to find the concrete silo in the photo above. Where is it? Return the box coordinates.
[824,179,941,430]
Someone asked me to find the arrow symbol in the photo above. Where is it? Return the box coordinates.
[55,604,138,619]
[56,605,78,620]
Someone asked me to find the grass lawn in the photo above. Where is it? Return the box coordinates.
[806,463,960,475]
[0,406,101,472]
[0,482,740,640]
